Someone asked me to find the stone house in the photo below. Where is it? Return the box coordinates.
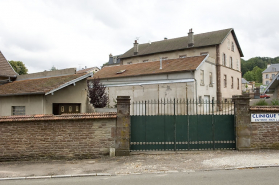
[90,55,216,110]
[262,64,279,85]
[109,28,243,102]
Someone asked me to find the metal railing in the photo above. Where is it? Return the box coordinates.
[131,98,234,116]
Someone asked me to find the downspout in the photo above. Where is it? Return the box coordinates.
[193,70,197,100]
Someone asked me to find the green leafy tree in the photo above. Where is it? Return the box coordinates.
[8,61,28,75]
[251,66,264,83]
[243,71,254,81]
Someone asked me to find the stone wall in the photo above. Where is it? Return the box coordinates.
[233,95,279,150]
[0,113,116,161]
[250,122,279,149]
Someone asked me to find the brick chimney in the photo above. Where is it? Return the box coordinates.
[188,28,194,47]
[134,40,139,55]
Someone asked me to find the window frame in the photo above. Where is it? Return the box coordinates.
[231,76,234,89]
[224,74,227,88]
[12,106,25,115]
[200,70,204,86]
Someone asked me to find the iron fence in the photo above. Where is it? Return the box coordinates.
[131,98,234,116]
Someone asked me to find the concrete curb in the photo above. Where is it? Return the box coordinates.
[1,165,279,181]
[0,173,112,181]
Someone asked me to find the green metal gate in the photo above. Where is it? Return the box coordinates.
[130,99,235,151]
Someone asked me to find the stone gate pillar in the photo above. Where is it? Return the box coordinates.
[232,95,251,150]
[115,96,131,156]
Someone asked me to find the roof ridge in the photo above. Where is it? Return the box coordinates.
[138,28,233,45]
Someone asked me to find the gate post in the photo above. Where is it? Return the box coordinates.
[115,96,131,156]
[232,95,251,150]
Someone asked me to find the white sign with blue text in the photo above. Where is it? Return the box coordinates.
[251,113,279,122]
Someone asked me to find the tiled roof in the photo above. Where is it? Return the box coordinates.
[90,55,207,79]
[262,64,279,73]
[242,78,248,84]
[0,73,86,96]
[0,112,117,122]
[120,28,244,58]
[0,51,17,77]
[250,106,279,111]
[77,67,99,74]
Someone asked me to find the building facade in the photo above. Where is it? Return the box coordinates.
[116,28,243,101]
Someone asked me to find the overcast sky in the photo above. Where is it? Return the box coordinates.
[0,0,278,73]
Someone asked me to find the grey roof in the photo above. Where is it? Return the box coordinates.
[242,78,248,84]
[120,28,244,59]
[262,64,279,73]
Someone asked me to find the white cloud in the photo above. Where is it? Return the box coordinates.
[0,0,279,73]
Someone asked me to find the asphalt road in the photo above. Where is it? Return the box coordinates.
[1,167,279,185]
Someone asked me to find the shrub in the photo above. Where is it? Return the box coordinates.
[271,99,279,105]
[254,99,268,106]
[87,78,108,108]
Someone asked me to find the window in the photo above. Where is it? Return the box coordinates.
[272,74,275,79]
[198,96,202,104]
[179,55,187,58]
[237,78,239,90]
[224,75,227,88]
[209,72,213,86]
[266,81,269,85]
[61,106,64,113]
[236,59,239,70]
[222,53,226,66]
[127,62,132,64]
[266,74,269,79]
[200,70,204,85]
[231,77,234,89]
[227,39,230,50]
[12,106,25,115]
[69,106,72,112]
[230,57,233,68]
[162,57,168,60]
[231,42,235,52]
[142,60,148,62]
[200,52,208,56]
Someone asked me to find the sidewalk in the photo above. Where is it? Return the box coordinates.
[0,150,279,179]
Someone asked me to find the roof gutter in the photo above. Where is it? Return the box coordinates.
[0,92,45,97]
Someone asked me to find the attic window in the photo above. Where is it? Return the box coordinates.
[116,69,126,74]
[179,55,186,58]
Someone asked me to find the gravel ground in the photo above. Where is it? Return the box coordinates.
[0,150,279,178]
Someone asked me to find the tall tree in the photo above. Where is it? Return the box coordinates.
[8,61,28,75]
[87,78,108,108]
[50,66,58,71]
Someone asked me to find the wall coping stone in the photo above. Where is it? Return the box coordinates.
[250,106,279,111]
[0,112,117,122]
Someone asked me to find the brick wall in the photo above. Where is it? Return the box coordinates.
[0,113,116,161]
[251,122,279,149]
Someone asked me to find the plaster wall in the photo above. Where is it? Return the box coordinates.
[44,79,88,114]
[0,95,44,116]
[195,61,216,101]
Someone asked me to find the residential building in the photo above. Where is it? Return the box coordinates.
[0,68,93,116]
[112,28,243,102]
[262,64,279,85]
[90,55,216,111]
